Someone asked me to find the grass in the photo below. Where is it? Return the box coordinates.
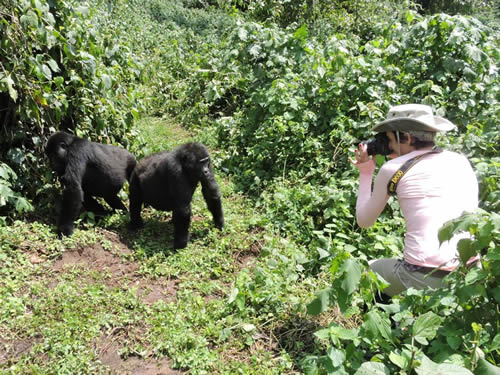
[0,117,336,374]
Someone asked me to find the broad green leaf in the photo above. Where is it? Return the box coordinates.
[327,347,345,367]
[415,355,473,374]
[241,323,255,332]
[405,10,415,23]
[329,325,360,342]
[363,310,393,344]
[42,64,52,80]
[354,362,390,375]
[439,213,476,243]
[491,334,500,351]
[317,248,330,259]
[457,238,477,265]
[464,267,486,285]
[293,24,308,41]
[0,164,11,179]
[476,358,500,375]
[238,28,248,41]
[7,148,25,164]
[248,44,261,57]
[339,259,362,295]
[75,6,90,16]
[389,351,408,369]
[47,59,60,73]
[438,221,455,243]
[4,75,18,102]
[413,312,442,345]
[54,76,64,87]
[465,45,483,62]
[314,328,329,340]
[0,184,11,206]
[101,74,112,89]
[15,198,33,213]
[446,335,461,350]
[219,328,232,341]
[431,85,442,94]
[307,288,332,315]
[20,10,38,27]
[228,287,239,304]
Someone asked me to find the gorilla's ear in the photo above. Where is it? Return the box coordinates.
[180,151,196,168]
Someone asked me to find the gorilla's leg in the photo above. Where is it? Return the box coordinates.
[58,185,84,237]
[103,194,127,212]
[83,195,109,216]
[201,176,224,229]
[172,206,191,249]
[128,176,144,229]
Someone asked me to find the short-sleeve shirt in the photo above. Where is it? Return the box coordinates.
[356,150,478,270]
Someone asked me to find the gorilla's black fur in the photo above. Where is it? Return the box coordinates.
[128,142,224,249]
[45,131,136,237]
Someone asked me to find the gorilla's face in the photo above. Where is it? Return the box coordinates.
[45,133,71,176]
[198,156,211,179]
[180,144,212,180]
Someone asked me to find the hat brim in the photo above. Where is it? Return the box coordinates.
[372,116,456,132]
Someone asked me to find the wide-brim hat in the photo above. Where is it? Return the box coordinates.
[372,104,457,133]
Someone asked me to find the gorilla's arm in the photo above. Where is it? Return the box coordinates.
[57,146,87,236]
[201,175,224,229]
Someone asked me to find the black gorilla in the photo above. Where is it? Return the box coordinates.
[128,142,224,249]
[45,131,136,237]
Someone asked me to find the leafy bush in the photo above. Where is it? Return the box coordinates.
[0,0,144,210]
[305,210,500,373]
[0,163,32,217]
[210,12,498,197]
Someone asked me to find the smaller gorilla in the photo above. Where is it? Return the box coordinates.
[128,142,224,249]
[45,131,136,237]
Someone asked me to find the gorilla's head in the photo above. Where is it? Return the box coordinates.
[179,142,212,181]
[45,131,75,176]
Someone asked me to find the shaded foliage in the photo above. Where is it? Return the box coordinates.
[0,0,144,211]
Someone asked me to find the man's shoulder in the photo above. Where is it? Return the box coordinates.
[438,149,472,164]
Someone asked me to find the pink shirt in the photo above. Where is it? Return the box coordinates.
[356,150,478,270]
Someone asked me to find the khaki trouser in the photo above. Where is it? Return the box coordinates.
[369,258,447,297]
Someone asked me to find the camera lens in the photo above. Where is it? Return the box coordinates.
[361,133,391,156]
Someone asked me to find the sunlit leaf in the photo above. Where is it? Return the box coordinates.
[20,10,38,27]
[389,351,408,369]
[238,27,248,41]
[4,75,18,102]
[241,323,255,332]
[413,312,442,345]
[327,347,345,367]
[42,64,52,80]
[47,59,60,73]
[415,355,473,374]
[101,74,112,89]
[354,362,390,375]
[293,24,308,42]
[465,45,483,62]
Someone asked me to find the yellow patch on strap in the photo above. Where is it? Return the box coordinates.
[387,149,442,196]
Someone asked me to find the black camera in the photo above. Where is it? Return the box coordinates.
[361,132,392,156]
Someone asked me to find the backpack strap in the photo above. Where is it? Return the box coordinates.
[387,148,443,195]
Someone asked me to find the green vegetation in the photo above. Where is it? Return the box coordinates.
[1,0,498,373]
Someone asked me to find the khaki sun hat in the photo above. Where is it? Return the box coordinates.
[372,104,457,133]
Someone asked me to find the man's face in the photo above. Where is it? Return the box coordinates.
[386,131,400,157]
[386,131,412,157]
